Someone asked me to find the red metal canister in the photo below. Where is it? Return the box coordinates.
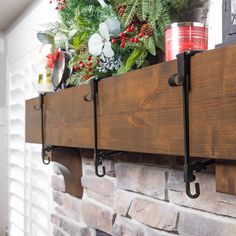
[165,22,208,61]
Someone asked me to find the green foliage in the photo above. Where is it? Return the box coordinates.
[59,0,100,27]
[119,0,187,48]
[37,32,54,45]
[144,37,156,56]
[125,45,146,72]
[38,0,187,87]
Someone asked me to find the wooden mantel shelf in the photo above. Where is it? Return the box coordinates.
[25,43,236,197]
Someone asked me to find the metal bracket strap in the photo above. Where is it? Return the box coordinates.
[84,78,126,177]
[169,51,215,199]
[34,93,51,165]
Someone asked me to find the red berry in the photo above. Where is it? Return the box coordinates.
[126,27,132,32]
[73,65,79,71]
[60,5,64,10]
[87,68,92,72]
[138,33,144,38]
[111,39,117,44]
[87,62,93,67]
[55,6,58,10]
[120,32,125,38]
[120,43,125,48]
[49,0,52,4]
[61,0,66,2]
[121,37,126,42]
[130,27,135,31]
[134,38,139,43]
[130,38,135,43]
[80,63,85,68]
[87,56,92,61]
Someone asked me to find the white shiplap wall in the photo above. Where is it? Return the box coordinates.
[208,0,223,48]
[6,1,58,236]
[0,32,7,236]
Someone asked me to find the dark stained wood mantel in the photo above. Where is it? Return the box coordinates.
[26,44,236,160]
[25,43,236,197]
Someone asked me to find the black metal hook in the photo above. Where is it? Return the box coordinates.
[42,146,51,165]
[34,93,51,165]
[85,78,128,177]
[83,79,95,102]
[169,51,216,199]
[186,182,200,199]
[85,78,106,177]
[94,154,106,177]
[169,51,202,199]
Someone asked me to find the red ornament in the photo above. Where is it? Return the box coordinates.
[120,32,125,38]
[134,38,139,43]
[46,49,60,69]
[111,39,117,44]
[120,43,125,48]
[87,68,92,72]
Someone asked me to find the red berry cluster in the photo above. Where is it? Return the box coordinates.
[49,0,66,11]
[111,27,144,48]
[73,56,96,74]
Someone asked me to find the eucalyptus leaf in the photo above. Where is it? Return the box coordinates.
[68,29,78,39]
[125,45,146,72]
[37,32,54,45]
[117,64,127,75]
[144,37,156,56]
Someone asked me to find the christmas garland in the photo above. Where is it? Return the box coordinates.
[38,0,187,87]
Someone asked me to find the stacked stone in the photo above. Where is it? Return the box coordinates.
[51,156,236,236]
[51,163,96,236]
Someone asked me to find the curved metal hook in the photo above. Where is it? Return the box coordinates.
[83,93,93,102]
[83,79,96,102]
[95,164,106,177]
[42,153,51,165]
[33,104,41,111]
[186,182,200,199]
[42,146,51,165]
[94,153,106,177]
[168,73,181,87]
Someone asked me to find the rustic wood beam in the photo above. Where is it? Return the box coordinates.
[216,161,236,195]
[51,147,83,198]
[26,44,236,161]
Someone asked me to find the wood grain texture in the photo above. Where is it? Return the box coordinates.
[51,147,83,198]
[26,43,236,160]
[216,162,236,195]
[25,97,41,143]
